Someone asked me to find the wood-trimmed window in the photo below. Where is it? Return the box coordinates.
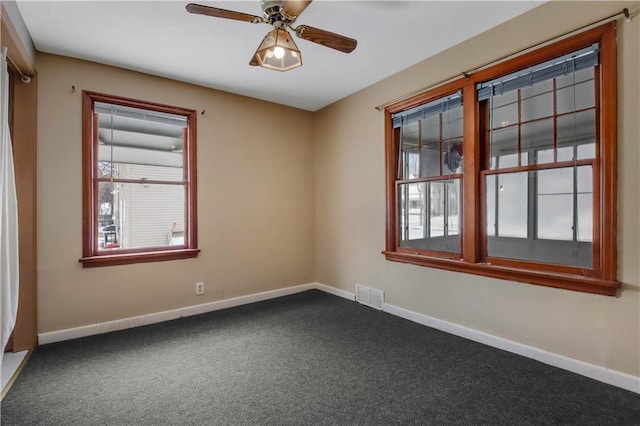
[80,92,199,267]
[384,23,619,296]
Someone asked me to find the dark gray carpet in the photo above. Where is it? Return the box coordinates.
[1,290,639,425]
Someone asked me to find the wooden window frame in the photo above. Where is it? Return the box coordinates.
[383,23,619,296]
[395,94,464,258]
[79,91,199,267]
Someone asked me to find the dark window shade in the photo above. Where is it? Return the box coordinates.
[392,91,462,128]
[477,44,599,101]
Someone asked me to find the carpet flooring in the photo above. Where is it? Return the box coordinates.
[1,290,639,425]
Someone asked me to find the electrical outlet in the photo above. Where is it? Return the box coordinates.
[195,282,204,295]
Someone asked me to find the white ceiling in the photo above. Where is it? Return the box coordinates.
[16,1,543,111]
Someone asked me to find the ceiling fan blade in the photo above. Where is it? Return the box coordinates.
[185,3,263,24]
[280,0,313,21]
[295,25,357,54]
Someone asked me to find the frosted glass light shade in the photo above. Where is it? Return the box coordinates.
[253,28,302,72]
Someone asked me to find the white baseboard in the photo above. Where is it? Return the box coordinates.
[38,283,316,345]
[36,281,639,394]
[315,283,638,393]
[381,301,640,394]
[315,282,355,301]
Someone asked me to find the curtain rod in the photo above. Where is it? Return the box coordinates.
[374,7,635,112]
[1,13,33,83]
[5,53,31,83]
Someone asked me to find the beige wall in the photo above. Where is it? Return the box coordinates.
[36,54,315,332]
[34,1,639,378]
[314,1,640,377]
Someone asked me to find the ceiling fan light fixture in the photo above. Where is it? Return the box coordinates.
[253,28,302,72]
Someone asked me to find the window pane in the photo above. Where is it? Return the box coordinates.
[485,66,597,171]
[429,182,446,237]
[556,146,573,162]
[402,148,419,180]
[401,119,419,179]
[489,127,518,169]
[399,179,460,253]
[402,119,420,145]
[491,91,518,129]
[521,80,553,122]
[577,193,593,243]
[96,105,185,180]
[521,118,553,165]
[557,109,596,160]
[442,105,463,139]
[420,115,439,144]
[556,68,595,114]
[98,182,185,251]
[537,194,573,240]
[401,102,464,180]
[538,166,573,195]
[399,182,425,241]
[537,149,554,164]
[97,161,118,179]
[97,181,117,231]
[577,165,592,192]
[577,142,596,160]
[446,179,460,235]
[442,140,463,175]
[486,175,496,237]
[120,163,183,182]
[496,171,528,238]
[486,166,593,268]
[537,168,575,239]
[420,143,441,178]
[577,165,593,242]
[496,153,518,169]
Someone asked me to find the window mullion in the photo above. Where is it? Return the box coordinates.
[517,89,523,167]
[462,83,479,263]
[553,78,558,163]
[418,119,422,178]
[404,184,410,241]
[95,177,185,185]
[425,182,430,239]
[438,113,443,176]
[572,166,579,242]
[529,170,537,241]
[494,175,499,237]
[444,182,449,237]
[397,126,404,180]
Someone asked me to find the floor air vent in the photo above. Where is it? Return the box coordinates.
[356,284,384,310]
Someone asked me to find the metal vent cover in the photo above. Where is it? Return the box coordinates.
[356,284,384,310]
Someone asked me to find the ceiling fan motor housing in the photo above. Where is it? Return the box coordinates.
[261,0,285,23]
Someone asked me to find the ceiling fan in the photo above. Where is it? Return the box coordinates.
[186,0,357,72]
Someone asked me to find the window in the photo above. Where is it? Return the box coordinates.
[80,92,199,267]
[481,45,598,270]
[395,92,463,255]
[384,23,618,295]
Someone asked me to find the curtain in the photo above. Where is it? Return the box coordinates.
[0,46,20,365]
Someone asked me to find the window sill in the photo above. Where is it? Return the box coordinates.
[383,251,620,296]
[79,248,200,268]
